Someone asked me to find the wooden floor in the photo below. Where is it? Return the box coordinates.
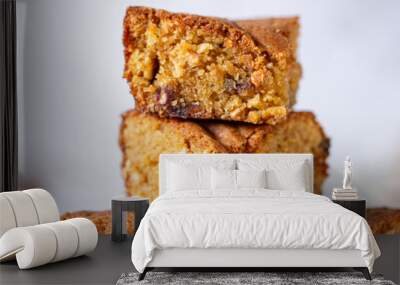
[0,236,133,285]
[0,235,398,285]
[374,234,400,283]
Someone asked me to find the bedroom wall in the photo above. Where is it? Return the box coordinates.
[16,0,400,212]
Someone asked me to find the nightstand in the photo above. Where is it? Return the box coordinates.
[332,199,366,218]
[111,196,149,242]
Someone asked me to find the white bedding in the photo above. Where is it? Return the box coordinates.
[131,190,380,273]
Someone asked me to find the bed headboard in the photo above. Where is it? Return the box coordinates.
[159,153,314,194]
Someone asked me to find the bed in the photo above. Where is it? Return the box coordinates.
[131,154,380,280]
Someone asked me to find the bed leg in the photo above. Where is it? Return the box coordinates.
[138,268,148,281]
[354,267,371,280]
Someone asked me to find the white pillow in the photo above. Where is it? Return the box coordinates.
[236,169,267,189]
[211,168,236,190]
[238,159,309,191]
[266,161,307,191]
[211,169,268,190]
[166,159,236,192]
[167,162,211,191]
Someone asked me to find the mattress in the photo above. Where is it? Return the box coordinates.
[131,190,380,273]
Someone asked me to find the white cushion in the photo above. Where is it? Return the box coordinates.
[42,221,78,262]
[211,168,236,190]
[236,169,267,189]
[0,192,39,227]
[0,218,97,269]
[238,160,308,191]
[0,226,57,268]
[64,218,98,257]
[0,189,60,238]
[0,196,17,237]
[23,189,59,224]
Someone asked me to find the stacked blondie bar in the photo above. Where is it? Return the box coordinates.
[120,7,330,201]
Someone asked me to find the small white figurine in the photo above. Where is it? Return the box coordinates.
[342,155,352,190]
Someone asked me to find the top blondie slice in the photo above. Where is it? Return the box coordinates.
[123,7,301,124]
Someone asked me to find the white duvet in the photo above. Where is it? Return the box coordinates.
[131,190,380,273]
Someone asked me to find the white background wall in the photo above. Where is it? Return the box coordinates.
[16,0,400,212]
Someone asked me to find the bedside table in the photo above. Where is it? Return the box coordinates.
[333,199,366,218]
[112,196,149,242]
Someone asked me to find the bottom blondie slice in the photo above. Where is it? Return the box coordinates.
[120,110,329,201]
[60,209,400,236]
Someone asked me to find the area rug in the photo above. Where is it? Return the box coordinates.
[116,272,395,285]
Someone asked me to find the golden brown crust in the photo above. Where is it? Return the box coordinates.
[120,109,227,153]
[120,109,329,200]
[61,210,135,235]
[367,208,400,235]
[123,7,301,124]
[202,112,329,192]
[236,17,300,58]
[204,112,325,151]
[236,18,301,106]
[124,7,296,62]
[119,109,226,200]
